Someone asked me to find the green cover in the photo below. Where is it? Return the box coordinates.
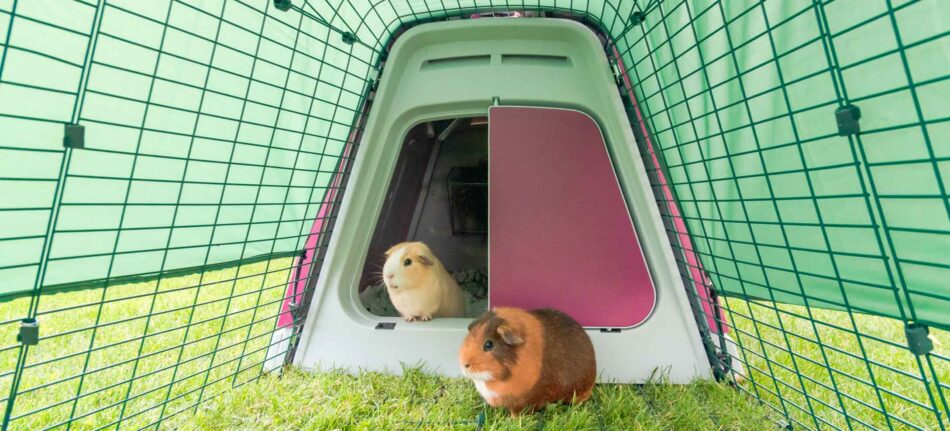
[0,0,354,295]
[0,0,946,330]
[617,0,948,327]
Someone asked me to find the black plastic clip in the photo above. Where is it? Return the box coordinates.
[835,104,861,136]
[610,62,624,88]
[630,11,645,25]
[616,75,632,106]
[274,0,292,12]
[905,323,934,355]
[716,351,734,372]
[63,123,84,149]
[341,32,358,45]
[18,318,39,346]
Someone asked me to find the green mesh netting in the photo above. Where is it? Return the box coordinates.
[623,0,949,328]
[1,0,359,295]
[2,0,945,321]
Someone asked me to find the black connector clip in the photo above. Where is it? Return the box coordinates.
[18,318,39,346]
[64,123,84,149]
[630,11,645,25]
[274,0,292,12]
[341,32,358,45]
[835,104,861,136]
[905,323,934,356]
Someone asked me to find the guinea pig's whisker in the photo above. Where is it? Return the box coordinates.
[368,269,385,284]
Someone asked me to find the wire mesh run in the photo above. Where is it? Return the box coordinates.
[0,0,947,430]
[614,1,949,430]
[0,0,364,429]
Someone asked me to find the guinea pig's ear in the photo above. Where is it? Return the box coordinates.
[417,254,434,266]
[496,325,524,346]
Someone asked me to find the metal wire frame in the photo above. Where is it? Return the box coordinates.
[614,1,948,430]
[0,0,946,430]
[0,0,365,429]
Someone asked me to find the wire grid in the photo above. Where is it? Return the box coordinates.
[613,1,949,430]
[0,0,947,430]
[0,0,366,429]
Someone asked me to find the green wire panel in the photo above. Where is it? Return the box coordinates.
[0,0,365,296]
[0,0,947,430]
[0,0,365,429]
[623,0,949,331]
[614,0,949,430]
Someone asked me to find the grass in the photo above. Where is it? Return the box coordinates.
[0,258,942,430]
[724,298,949,431]
[173,366,773,430]
[0,258,293,431]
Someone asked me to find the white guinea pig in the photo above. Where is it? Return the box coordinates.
[382,242,466,322]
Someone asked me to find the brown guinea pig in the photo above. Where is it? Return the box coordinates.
[459,307,596,415]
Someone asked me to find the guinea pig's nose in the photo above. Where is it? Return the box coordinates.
[464,363,470,369]
[386,273,394,280]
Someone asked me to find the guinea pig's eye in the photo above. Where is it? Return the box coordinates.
[403,258,412,266]
[483,340,494,351]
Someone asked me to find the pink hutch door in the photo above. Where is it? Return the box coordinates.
[488,106,656,328]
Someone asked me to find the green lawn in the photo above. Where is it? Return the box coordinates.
[0,259,943,430]
[724,298,949,431]
[0,258,292,431]
[173,366,773,430]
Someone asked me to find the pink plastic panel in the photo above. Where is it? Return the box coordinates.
[488,106,656,328]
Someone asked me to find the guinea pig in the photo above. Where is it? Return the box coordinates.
[459,307,596,416]
[382,241,466,322]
